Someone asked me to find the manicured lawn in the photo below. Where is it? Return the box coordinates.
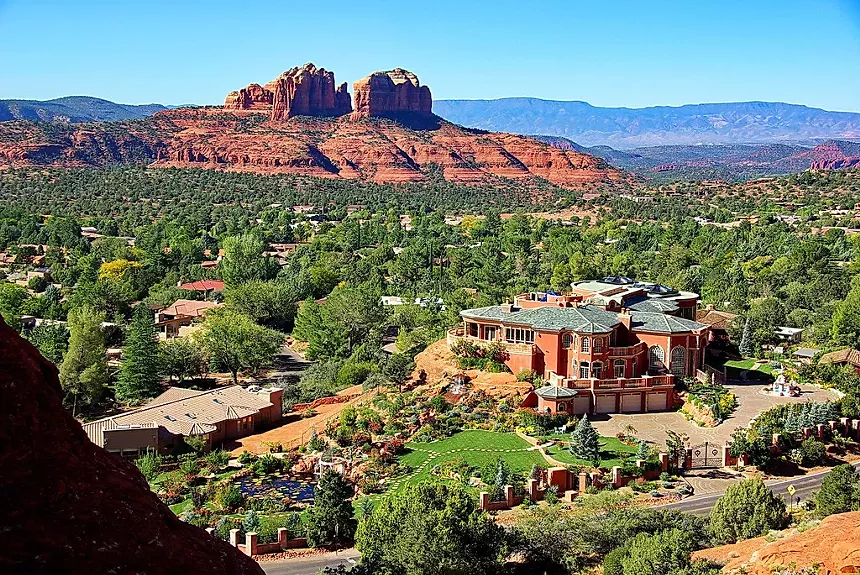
[724,358,756,370]
[543,435,638,469]
[396,430,545,490]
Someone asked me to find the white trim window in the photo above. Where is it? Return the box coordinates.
[614,359,625,379]
[592,361,603,380]
[562,332,574,349]
[649,345,665,370]
[579,362,590,379]
[581,336,590,353]
[505,327,534,344]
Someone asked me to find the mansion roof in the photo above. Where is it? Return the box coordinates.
[461,304,620,334]
[460,304,707,335]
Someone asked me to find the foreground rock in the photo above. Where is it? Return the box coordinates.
[692,511,860,574]
[351,68,432,120]
[0,316,263,574]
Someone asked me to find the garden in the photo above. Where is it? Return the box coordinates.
[680,381,737,427]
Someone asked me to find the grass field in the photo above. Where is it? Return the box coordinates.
[542,435,638,468]
[396,430,546,489]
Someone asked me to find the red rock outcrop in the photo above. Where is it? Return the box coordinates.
[224,83,273,110]
[223,63,351,120]
[351,68,432,120]
[692,511,860,574]
[0,316,263,575]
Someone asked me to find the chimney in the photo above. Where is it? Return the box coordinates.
[500,301,513,313]
[618,308,631,329]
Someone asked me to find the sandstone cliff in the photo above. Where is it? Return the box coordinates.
[0,316,263,575]
[692,511,860,574]
[224,63,351,120]
[351,68,432,120]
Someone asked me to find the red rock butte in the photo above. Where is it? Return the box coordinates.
[351,68,433,120]
[224,63,351,121]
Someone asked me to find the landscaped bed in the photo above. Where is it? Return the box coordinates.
[543,435,638,468]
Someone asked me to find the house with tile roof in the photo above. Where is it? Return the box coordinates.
[450,277,709,415]
[819,348,860,374]
[154,299,221,339]
[82,385,283,456]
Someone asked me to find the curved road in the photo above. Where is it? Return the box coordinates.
[262,550,360,575]
[662,460,860,515]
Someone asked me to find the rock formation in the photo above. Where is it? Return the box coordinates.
[693,511,860,574]
[223,63,351,121]
[351,68,432,120]
[0,316,263,575]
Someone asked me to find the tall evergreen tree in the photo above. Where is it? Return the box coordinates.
[115,304,161,404]
[570,415,601,464]
[59,306,109,415]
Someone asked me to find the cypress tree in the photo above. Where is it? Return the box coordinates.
[116,304,162,404]
[738,318,753,358]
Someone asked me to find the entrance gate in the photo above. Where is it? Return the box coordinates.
[689,442,722,468]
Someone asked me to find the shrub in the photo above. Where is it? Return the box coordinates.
[238,451,255,465]
[814,464,860,518]
[544,484,559,505]
[135,448,162,481]
[250,454,283,476]
[204,449,230,471]
[178,454,202,476]
[798,438,826,467]
[710,478,788,543]
[215,484,245,512]
[184,434,209,455]
[242,510,261,534]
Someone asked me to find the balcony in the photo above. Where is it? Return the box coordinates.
[446,328,534,355]
[607,341,647,357]
[553,374,674,390]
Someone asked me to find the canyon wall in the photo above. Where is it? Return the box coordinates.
[351,68,432,120]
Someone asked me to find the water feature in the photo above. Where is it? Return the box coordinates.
[233,473,316,503]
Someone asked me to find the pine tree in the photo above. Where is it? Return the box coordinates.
[59,306,109,415]
[242,510,261,534]
[738,318,753,358]
[570,415,600,464]
[799,403,814,429]
[824,402,840,423]
[636,440,649,461]
[115,304,162,404]
[783,409,801,436]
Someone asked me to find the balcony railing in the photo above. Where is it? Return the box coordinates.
[607,341,647,357]
[555,374,674,390]
[446,328,534,354]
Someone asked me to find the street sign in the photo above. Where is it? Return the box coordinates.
[787,485,796,496]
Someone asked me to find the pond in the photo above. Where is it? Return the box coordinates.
[233,473,317,503]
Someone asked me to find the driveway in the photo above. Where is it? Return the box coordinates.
[261,550,360,575]
[590,381,839,448]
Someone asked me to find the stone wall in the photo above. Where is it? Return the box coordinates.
[214,528,308,557]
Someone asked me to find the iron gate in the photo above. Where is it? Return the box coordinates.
[689,441,721,468]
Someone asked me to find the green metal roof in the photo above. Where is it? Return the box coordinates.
[534,385,578,399]
[460,304,620,334]
[629,312,707,334]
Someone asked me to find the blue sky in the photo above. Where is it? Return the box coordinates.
[1,0,859,111]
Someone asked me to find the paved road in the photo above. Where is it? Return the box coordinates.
[662,460,860,515]
[261,550,360,575]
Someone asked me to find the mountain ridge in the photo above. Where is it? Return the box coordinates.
[0,96,176,123]
[432,98,860,148]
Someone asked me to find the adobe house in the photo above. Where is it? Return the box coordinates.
[819,348,860,374]
[82,386,283,456]
[450,277,709,415]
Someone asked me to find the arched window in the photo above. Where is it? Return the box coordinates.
[557,402,566,412]
[649,345,665,372]
[614,359,625,379]
[670,346,687,376]
[592,361,603,380]
[579,361,590,379]
[562,333,573,349]
[593,337,603,353]
[581,336,590,353]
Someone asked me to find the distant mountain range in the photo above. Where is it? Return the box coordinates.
[433,99,860,148]
[0,96,175,122]
[533,136,860,181]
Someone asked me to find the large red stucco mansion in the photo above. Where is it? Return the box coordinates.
[449,277,710,415]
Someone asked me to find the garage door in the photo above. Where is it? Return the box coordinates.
[647,392,668,412]
[594,395,616,413]
[620,394,642,413]
[572,396,591,415]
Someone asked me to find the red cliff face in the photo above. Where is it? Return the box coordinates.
[0,316,263,575]
[224,63,351,120]
[351,68,432,120]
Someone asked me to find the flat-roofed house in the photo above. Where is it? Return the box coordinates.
[450,277,709,416]
[82,386,283,456]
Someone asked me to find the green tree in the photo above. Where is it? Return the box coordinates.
[738,318,754,357]
[242,510,261,534]
[0,282,30,331]
[570,415,600,464]
[292,298,347,360]
[115,304,162,404]
[709,477,788,543]
[224,278,306,330]
[24,322,68,365]
[814,464,860,518]
[195,308,284,384]
[58,306,109,414]
[134,448,163,481]
[305,470,356,547]
[356,481,505,575]
[604,528,719,575]
[159,337,207,384]
[220,234,278,286]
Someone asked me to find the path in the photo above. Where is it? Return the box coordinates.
[261,550,360,575]
[661,460,860,515]
[228,384,370,455]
